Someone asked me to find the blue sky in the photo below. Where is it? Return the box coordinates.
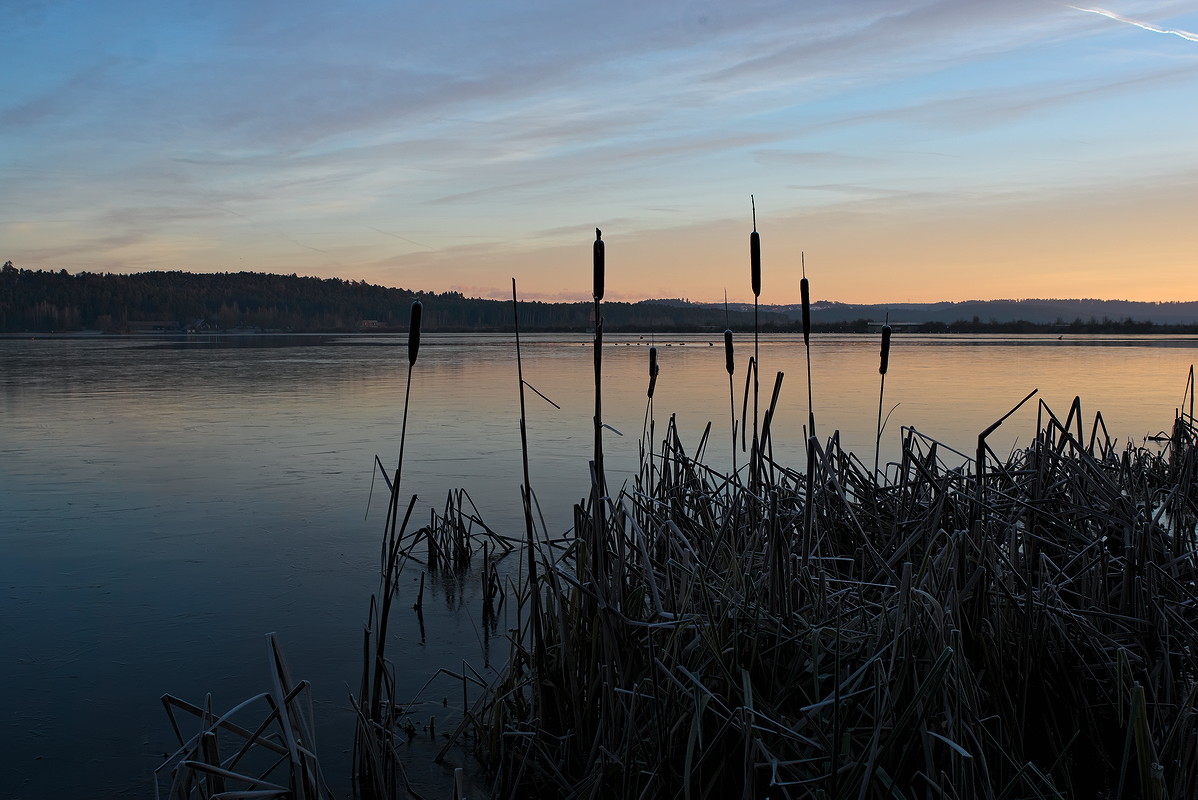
[3,0,1197,303]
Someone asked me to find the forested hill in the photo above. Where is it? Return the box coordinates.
[5,264,1195,335]
[0,264,783,333]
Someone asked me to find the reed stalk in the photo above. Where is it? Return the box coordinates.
[874,319,891,477]
[749,198,761,489]
[800,254,814,441]
[383,301,420,534]
[643,345,659,454]
[375,299,422,710]
[591,228,607,587]
[512,278,544,670]
[353,300,428,797]
[725,328,736,476]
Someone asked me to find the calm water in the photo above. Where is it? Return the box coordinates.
[2,332,1195,797]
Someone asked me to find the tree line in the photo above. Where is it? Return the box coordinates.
[0,264,781,333]
[4,263,1196,335]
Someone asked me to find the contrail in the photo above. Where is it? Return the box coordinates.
[1070,5,1198,42]
[368,225,434,251]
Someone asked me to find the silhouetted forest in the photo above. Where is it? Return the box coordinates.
[0,264,782,333]
[4,263,1197,335]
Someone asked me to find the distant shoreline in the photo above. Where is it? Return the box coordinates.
[6,328,1198,341]
[6,266,1198,335]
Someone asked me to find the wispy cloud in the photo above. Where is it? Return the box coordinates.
[1069,5,1198,42]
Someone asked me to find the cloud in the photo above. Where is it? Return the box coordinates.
[1069,5,1198,42]
[703,1,1062,91]
[754,150,884,168]
[18,231,149,263]
[846,62,1196,133]
[0,57,126,131]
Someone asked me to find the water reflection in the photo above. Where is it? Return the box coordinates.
[0,332,1194,797]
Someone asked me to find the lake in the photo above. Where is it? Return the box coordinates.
[2,331,1195,797]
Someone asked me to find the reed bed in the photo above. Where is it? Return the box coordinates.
[454,395,1198,799]
[159,233,1198,800]
[415,488,516,575]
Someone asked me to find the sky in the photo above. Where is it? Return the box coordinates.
[2,1,1197,304]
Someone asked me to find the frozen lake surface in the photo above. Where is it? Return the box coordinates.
[2,331,1195,797]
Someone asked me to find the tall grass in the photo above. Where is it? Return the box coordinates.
[462,398,1198,799]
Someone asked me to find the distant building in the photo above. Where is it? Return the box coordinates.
[358,319,383,329]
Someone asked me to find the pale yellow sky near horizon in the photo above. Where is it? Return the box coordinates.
[349,174,1198,305]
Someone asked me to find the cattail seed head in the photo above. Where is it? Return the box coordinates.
[593,228,604,301]
[879,324,892,375]
[800,277,811,347]
[647,346,659,398]
[408,300,422,366]
[724,330,734,375]
[750,231,761,298]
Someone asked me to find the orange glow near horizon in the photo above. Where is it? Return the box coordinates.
[333,176,1198,306]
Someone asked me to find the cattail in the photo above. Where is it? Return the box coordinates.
[593,228,604,301]
[800,276,811,347]
[750,196,761,297]
[801,254,815,441]
[874,320,892,476]
[647,346,659,399]
[750,232,761,298]
[724,330,734,375]
[408,300,422,366]
[879,324,892,375]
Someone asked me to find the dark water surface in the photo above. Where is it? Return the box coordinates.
[2,332,1195,797]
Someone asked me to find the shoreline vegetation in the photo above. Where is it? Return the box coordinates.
[145,222,1198,799]
[5,262,1198,335]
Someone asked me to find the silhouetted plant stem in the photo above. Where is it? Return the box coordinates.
[800,258,816,575]
[592,229,607,584]
[1188,364,1195,423]
[641,345,660,496]
[973,387,1038,525]
[512,278,543,671]
[750,197,761,489]
[801,254,815,442]
[875,319,891,477]
[725,328,736,476]
[386,299,422,542]
[357,300,423,792]
[644,345,659,445]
